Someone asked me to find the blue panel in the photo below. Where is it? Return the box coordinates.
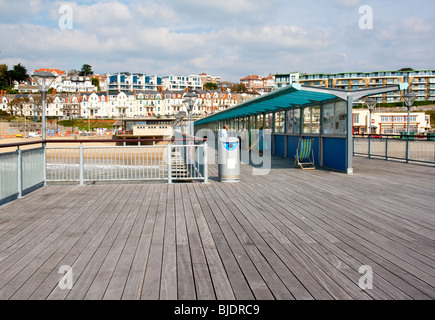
[287,136,300,159]
[274,135,285,157]
[323,137,346,172]
[311,137,320,166]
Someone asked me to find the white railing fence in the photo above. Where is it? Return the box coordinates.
[0,146,45,205]
[1,139,208,205]
[353,136,435,164]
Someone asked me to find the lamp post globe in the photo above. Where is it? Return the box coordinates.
[184,92,198,137]
[403,92,417,135]
[32,71,56,140]
[364,98,377,135]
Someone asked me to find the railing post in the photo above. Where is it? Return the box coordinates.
[352,136,355,156]
[17,146,22,198]
[79,143,84,186]
[203,141,208,184]
[167,142,172,184]
[385,136,389,161]
[42,142,47,187]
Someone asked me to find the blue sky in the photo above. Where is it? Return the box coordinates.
[0,0,434,82]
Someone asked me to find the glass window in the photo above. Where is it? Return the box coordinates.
[303,106,312,133]
[265,113,273,130]
[303,106,320,134]
[274,111,285,133]
[286,110,294,134]
[294,109,301,134]
[334,101,347,135]
[250,115,256,130]
[256,114,264,130]
[323,103,335,134]
[312,106,320,134]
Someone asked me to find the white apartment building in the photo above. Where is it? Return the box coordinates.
[56,76,97,93]
[353,109,431,134]
[1,89,241,120]
[274,72,301,88]
[106,73,162,92]
[161,75,203,91]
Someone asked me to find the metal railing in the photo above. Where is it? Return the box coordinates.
[0,145,45,205]
[353,134,435,164]
[0,138,208,205]
[45,139,208,185]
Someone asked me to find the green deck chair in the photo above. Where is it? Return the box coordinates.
[294,138,316,170]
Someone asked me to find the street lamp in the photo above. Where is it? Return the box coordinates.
[32,71,56,140]
[184,92,198,137]
[364,98,377,135]
[403,92,417,135]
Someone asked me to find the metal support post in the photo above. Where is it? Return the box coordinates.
[167,143,172,184]
[79,143,84,186]
[203,141,208,184]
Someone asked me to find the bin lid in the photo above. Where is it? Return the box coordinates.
[221,137,239,151]
[220,137,239,143]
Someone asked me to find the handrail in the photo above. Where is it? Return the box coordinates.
[353,133,434,140]
[0,137,208,149]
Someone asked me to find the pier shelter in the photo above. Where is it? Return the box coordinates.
[195,83,409,174]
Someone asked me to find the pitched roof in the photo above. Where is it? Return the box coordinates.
[33,68,66,76]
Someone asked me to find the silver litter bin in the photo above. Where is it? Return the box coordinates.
[218,137,240,183]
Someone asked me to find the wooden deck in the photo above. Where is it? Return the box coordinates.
[0,156,434,300]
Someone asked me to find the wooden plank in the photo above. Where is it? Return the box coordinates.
[46,185,132,300]
[122,185,159,300]
[159,185,178,300]
[174,184,196,300]
[8,185,117,300]
[103,185,155,300]
[182,184,216,300]
[141,184,167,300]
[195,185,254,300]
[190,184,235,300]
[241,178,408,300]
[0,185,98,299]
[252,162,435,295]
[26,185,124,300]
[222,181,371,300]
[84,185,145,300]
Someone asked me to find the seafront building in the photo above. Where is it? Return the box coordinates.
[0,89,241,120]
[352,109,431,135]
[106,73,162,92]
[297,70,435,104]
[161,75,203,91]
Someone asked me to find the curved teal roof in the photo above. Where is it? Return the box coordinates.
[195,83,337,125]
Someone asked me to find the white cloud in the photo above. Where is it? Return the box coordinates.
[0,0,434,81]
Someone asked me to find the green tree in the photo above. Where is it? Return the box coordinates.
[398,68,414,72]
[230,83,247,92]
[0,64,8,88]
[9,63,29,83]
[91,77,100,91]
[79,64,94,76]
[204,82,218,90]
